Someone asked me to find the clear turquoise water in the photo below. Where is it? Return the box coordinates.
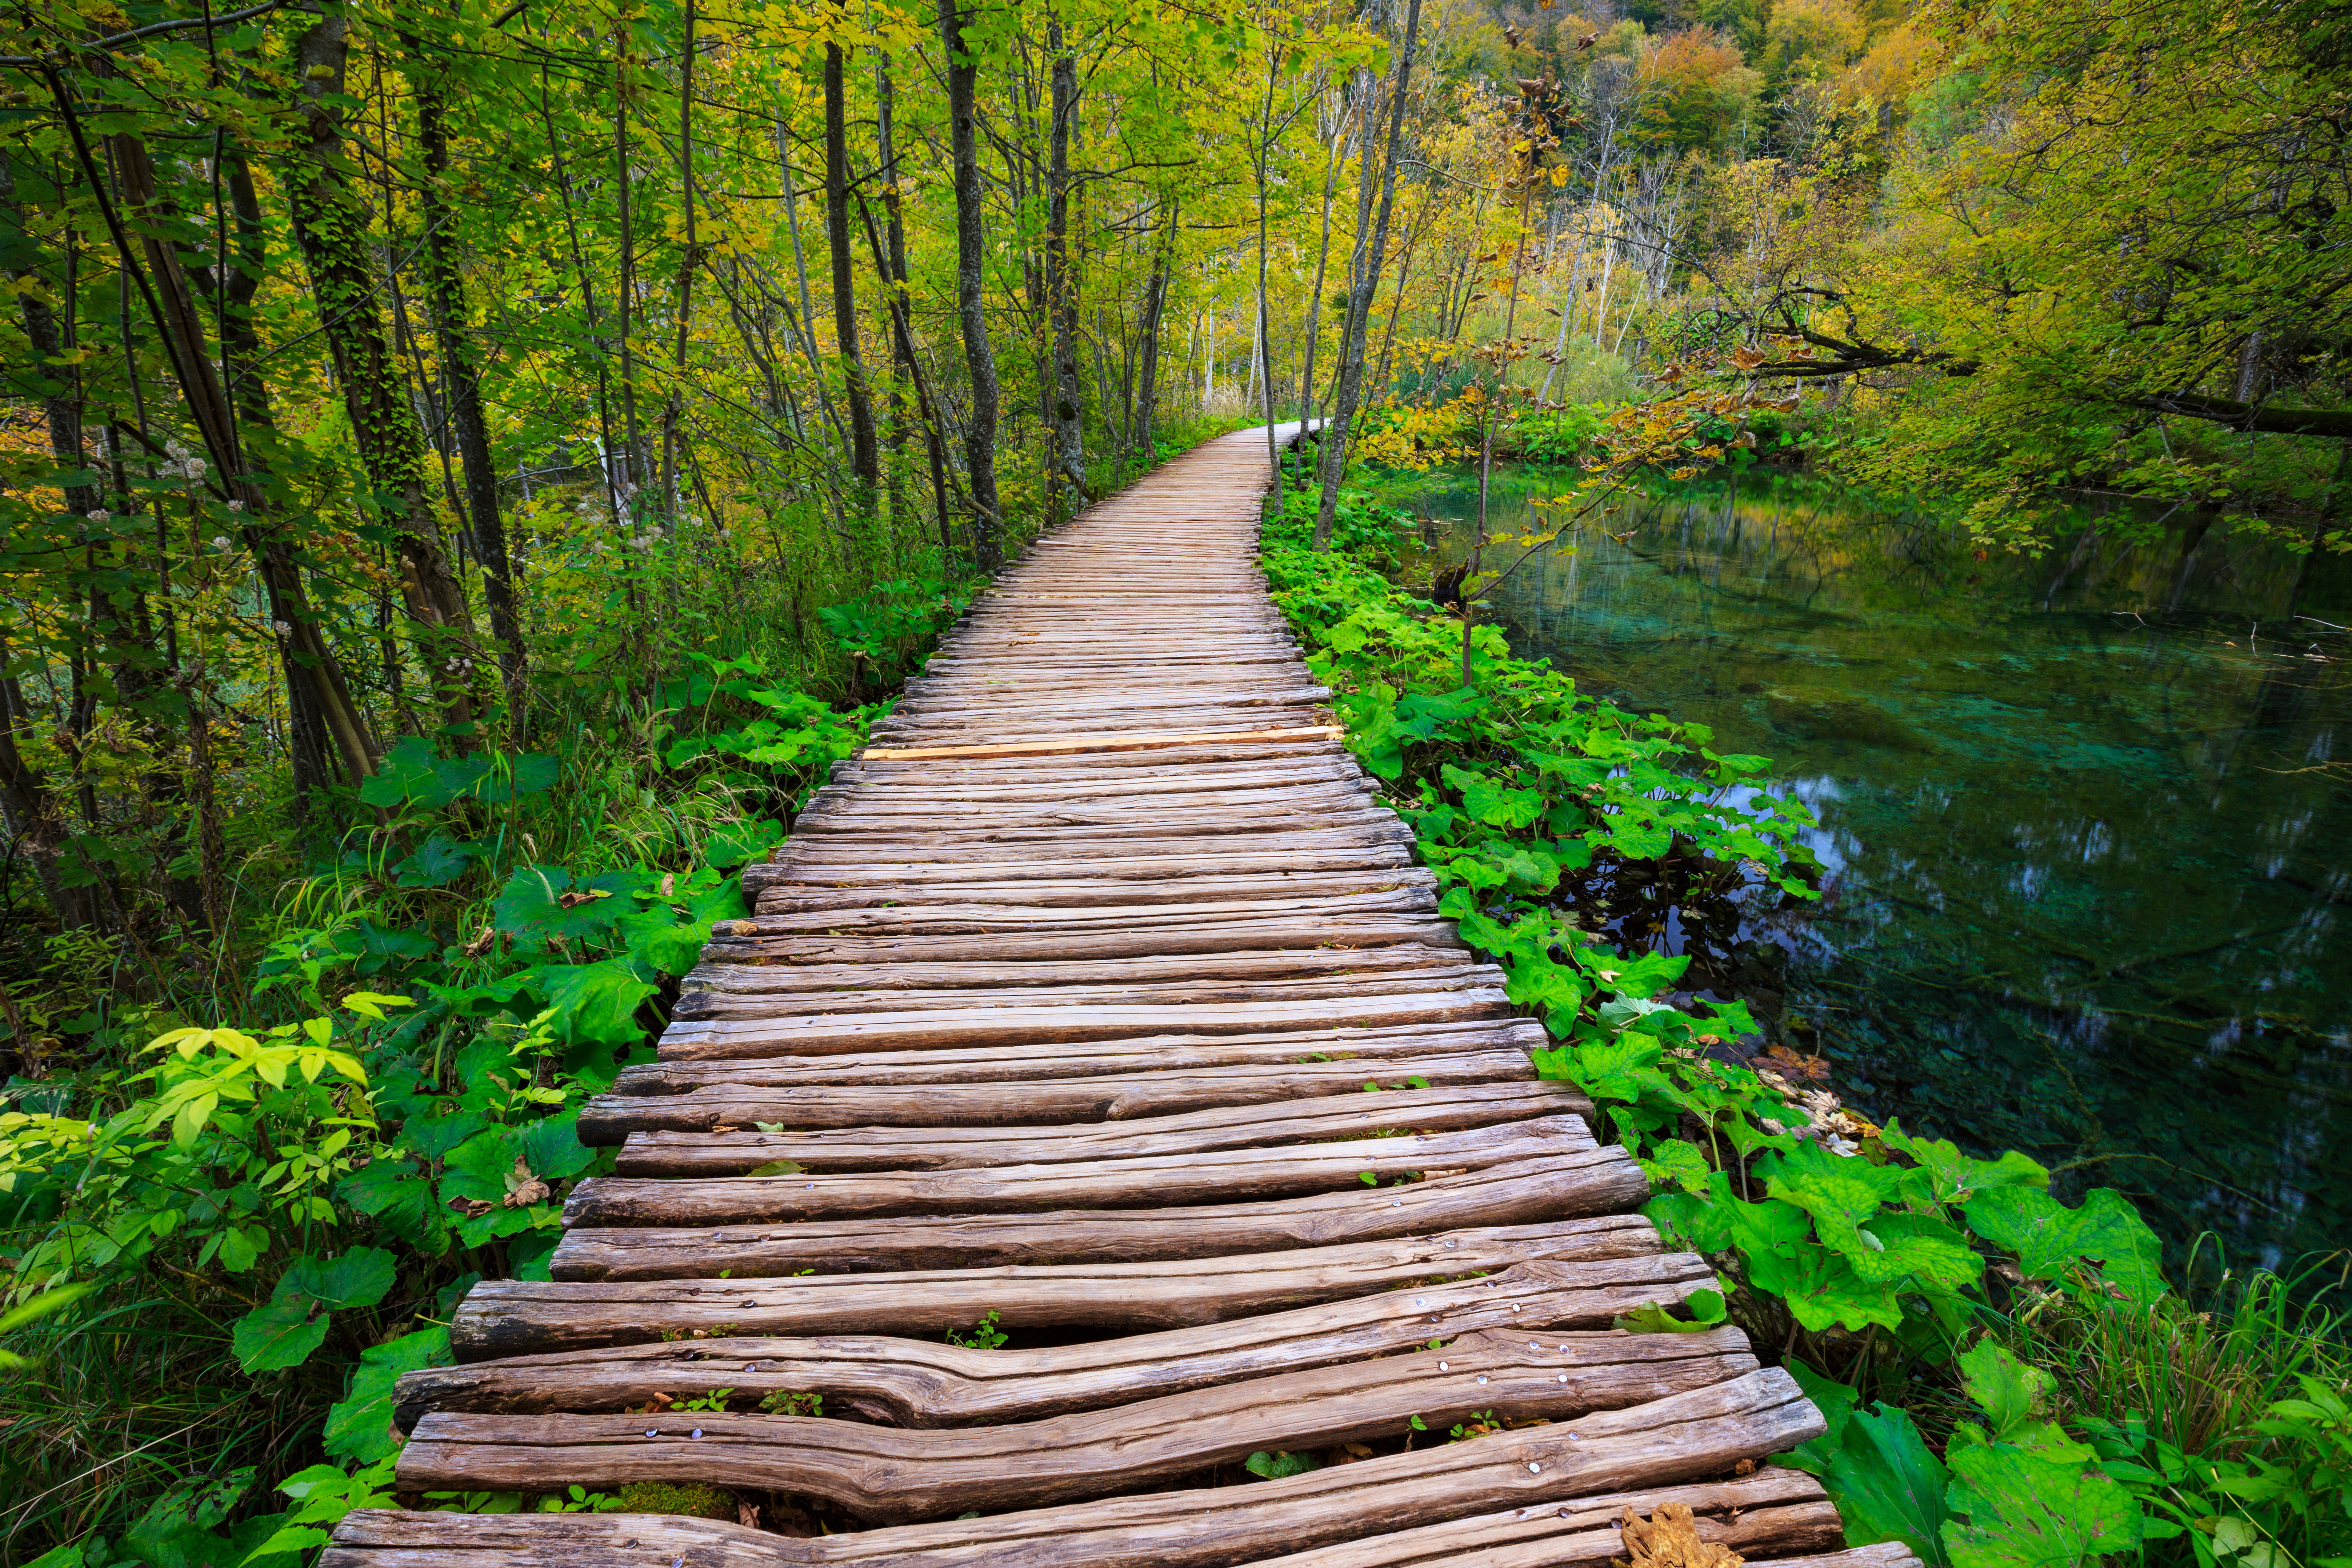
[1392,466,2352,1271]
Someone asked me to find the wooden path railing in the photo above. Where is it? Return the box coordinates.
[323,430,1900,1568]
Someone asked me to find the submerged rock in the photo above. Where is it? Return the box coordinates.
[1763,685,1934,751]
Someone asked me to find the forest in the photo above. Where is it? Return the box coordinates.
[1,0,2349,1559]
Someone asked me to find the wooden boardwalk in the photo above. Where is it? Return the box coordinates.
[326,431,1887,1568]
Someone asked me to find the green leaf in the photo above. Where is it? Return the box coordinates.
[233,1294,328,1373]
[1760,1140,1908,1243]
[1637,1138,1715,1197]
[1955,1340,2051,1444]
[539,957,660,1049]
[392,833,486,888]
[1883,1122,2048,1206]
[1613,1288,1727,1333]
[1609,820,1672,860]
[1782,1356,1863,1476]
[284,1246,398,1311]
[325,1325,453,1463]
[1943,1442,2141,1568]
[491,867,638,946]
[475,752,560,801]
[516,1111,596,1182]
[1962,1186,2166,1305]
[1852,1212,1984,1290]
[0,1280,99,1336]
[1822,1404,1953,1565]
[1746,1236,1905,1332]
[704,818,785,869]
[1243,1449,1322,1479]
[357,735,445,808]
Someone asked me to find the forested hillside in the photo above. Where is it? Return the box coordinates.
[2,0,2348,1558]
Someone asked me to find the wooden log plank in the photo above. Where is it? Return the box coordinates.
[802,767,1365,805]
[829,745,1351,785]
[567,1116,1593,1222]
[859,725,1339,760]
[779,808,1408,844]
[657,989,1510,1057]
[607,1020,1546,1094]
[552,1151,1644,1277]
[578,1050,1536,1138]
[767,843,1405,876]
[396,1327,1759,1522]
[326,1367,1825,1568]
[680,942,1472,988]
[865,724,1340,753]
[732,894,1444,937]
[610,1083,1584,1176]
[878,690,1332,726]
[748,846,1404,890]
[766,830,1409,865]
[741,876,1436,921]
[453,1216,1669,1357]
[695,919,1467,968]
[1240,1468,1844,1568]
[397,1257,1714,1429]
[786,807,1400,838]
[669,968,1501,1024]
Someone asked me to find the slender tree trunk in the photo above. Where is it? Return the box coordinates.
[1297,106,1347,477]
[613,26,643,511]
[1134,199,1176,462]
[0,648,94,928]
[1044,12,1088,520]
[878,55,955,560]
[661,0,700,529]
[775,118,848,453]
[1253,37,1281,473]
[1375,220,1418,390]
[1315,0,1422,546]
[414,54,527,716]
[941,0,1002,569]
[288,17,485,741]
[825,41,880,488]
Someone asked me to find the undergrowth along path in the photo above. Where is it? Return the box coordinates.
[325,429,1893,1567]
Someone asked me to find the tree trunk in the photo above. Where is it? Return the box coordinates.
[941,0,1003,570]
[826,42,881,490]
[612,28,645,511]
[288,16,486,741]
[415,53,527,717]
[1297,107,1347,476]
[1315,0,1423,546]
[1044,12,1088,521]
[0,648,95,929]
[661,0,701,530]
[877,55,955,560]
[1134,199,1176,462]
[1252,35,1281,474]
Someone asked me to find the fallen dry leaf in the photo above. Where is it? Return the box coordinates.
[503,1154,552,1208]
[1616,1503,1744,1568]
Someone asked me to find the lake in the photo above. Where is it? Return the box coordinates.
[1387,464,2352,1274]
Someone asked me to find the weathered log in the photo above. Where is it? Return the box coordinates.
[452,1216,1678,1357]
[395,1258,1718,1429]
[565,1116,1596,1222]
[397,1327,1760,1521]
[551,1150,1646,1277]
